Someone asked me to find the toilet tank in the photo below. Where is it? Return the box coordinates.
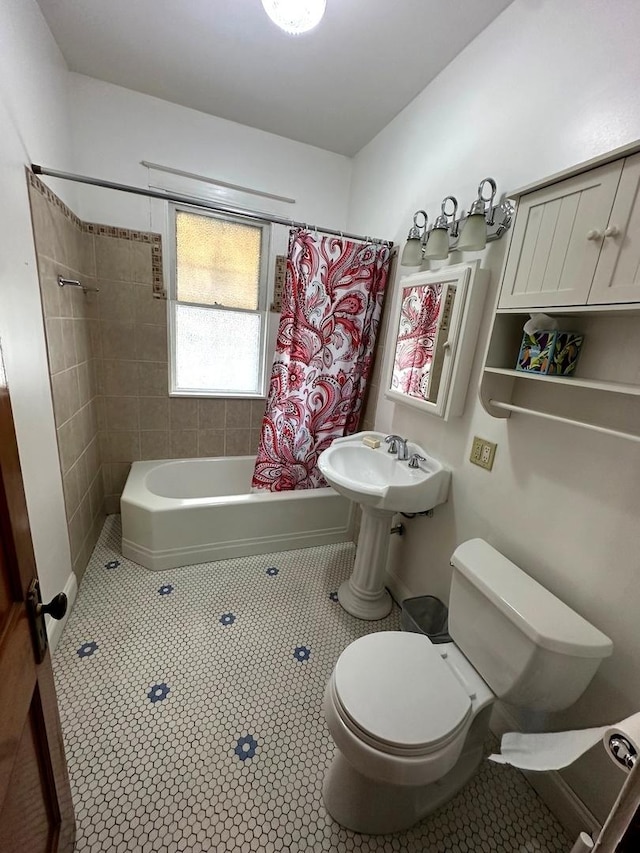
[448,539,612,712]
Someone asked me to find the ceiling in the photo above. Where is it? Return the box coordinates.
[37,0,513,157]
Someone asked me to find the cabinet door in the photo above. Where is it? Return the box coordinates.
[589,152,640,304]
[499,161,622,308]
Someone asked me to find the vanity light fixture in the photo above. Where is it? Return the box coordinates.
[261,0,327,35]
[400,210,428,266]
[400,178,514,266]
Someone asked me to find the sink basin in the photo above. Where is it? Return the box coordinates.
[318,431,450,514]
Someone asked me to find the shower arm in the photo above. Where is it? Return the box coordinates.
[58,276,100,294]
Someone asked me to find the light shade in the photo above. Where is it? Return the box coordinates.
[401,238,423,266]
[261,0,326,34]
[457,213,487,251]
[423,227,450,261]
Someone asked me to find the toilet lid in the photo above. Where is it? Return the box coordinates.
[334,632,471,753]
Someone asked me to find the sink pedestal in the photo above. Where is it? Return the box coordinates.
[338,506,393,620]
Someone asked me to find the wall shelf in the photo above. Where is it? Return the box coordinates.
[483,367,640,397]
[496,303,640,317]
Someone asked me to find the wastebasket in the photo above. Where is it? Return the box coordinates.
[400,595,451,643]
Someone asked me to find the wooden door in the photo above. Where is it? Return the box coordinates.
[0,346,75,852]
[499,160,622,309]
[590,152,640,304]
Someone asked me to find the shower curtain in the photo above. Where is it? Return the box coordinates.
[252,229,391,491]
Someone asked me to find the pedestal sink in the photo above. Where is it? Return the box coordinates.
[318,431,450,620]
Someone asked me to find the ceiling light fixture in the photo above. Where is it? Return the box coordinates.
[261,0,327,35]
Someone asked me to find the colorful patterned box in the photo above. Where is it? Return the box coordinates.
[516,330,584,376]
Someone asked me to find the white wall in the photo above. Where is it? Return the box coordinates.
[66,74,352,233]
[348,0,640,823]
[0,0,75,613]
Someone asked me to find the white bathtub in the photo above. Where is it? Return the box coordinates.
[120,456,354,571]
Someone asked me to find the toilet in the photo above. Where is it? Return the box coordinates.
[322,539,613,835]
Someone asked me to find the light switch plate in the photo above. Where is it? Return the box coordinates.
[470,436,496,471]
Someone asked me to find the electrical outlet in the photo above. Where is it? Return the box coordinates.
[470,436,497,471]
[470,436,483,462]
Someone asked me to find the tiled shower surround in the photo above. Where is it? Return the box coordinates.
[28,175,272,540]
[28,174,105,581]
[53,516,571,852]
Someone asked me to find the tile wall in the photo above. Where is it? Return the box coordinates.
[28,174,268,521]
[91,229,266,510]
[28,173,104,581]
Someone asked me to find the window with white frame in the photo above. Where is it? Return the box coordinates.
[169,205,271,396]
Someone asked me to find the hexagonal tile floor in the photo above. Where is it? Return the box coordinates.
[53,515,570,852]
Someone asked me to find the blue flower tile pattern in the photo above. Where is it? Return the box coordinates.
[293,645,311,663]
[51,515,570,853]
[219,612,236,626]
[234,734,258,761]
[77,641,98,658]
[329,591,339,602]
[147,683,170,703]
[265,566,279,576]
[158,583,174,596]
[104,559,120,570]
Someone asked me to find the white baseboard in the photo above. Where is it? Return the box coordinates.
[490,703,601,841]
[384,567,414,606]
[46,570,77,654]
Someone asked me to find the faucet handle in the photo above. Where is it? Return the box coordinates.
[408,453,426,469]
[385,434,402,453]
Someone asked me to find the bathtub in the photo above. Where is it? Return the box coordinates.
[120,456,355,571]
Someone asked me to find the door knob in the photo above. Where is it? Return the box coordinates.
[586,229,602,241]
[604,225,620,238]
[36,592,68,621]
[27,579,67,663]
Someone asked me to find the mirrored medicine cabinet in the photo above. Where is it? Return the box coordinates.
[383,260,488,420]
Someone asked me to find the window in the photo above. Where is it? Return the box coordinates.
[169,206,271,396]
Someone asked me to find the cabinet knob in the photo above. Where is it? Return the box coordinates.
[604,225,620,238]
[586,229,602,241]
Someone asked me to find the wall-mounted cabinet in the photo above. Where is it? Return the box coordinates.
[499,152,640,309]
[481,143,640,443]
[384,261,488,421]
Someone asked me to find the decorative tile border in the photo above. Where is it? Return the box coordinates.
[28,169,85,230]
[28,169,166,298]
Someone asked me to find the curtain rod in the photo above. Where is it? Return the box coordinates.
[140,160,296,205]
[31,165,394,248]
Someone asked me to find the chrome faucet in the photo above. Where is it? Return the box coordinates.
[384,434,409,461]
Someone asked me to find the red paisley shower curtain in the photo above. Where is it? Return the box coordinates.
[251,229,391,491]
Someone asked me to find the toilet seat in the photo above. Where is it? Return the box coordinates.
[333,631,472,757]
